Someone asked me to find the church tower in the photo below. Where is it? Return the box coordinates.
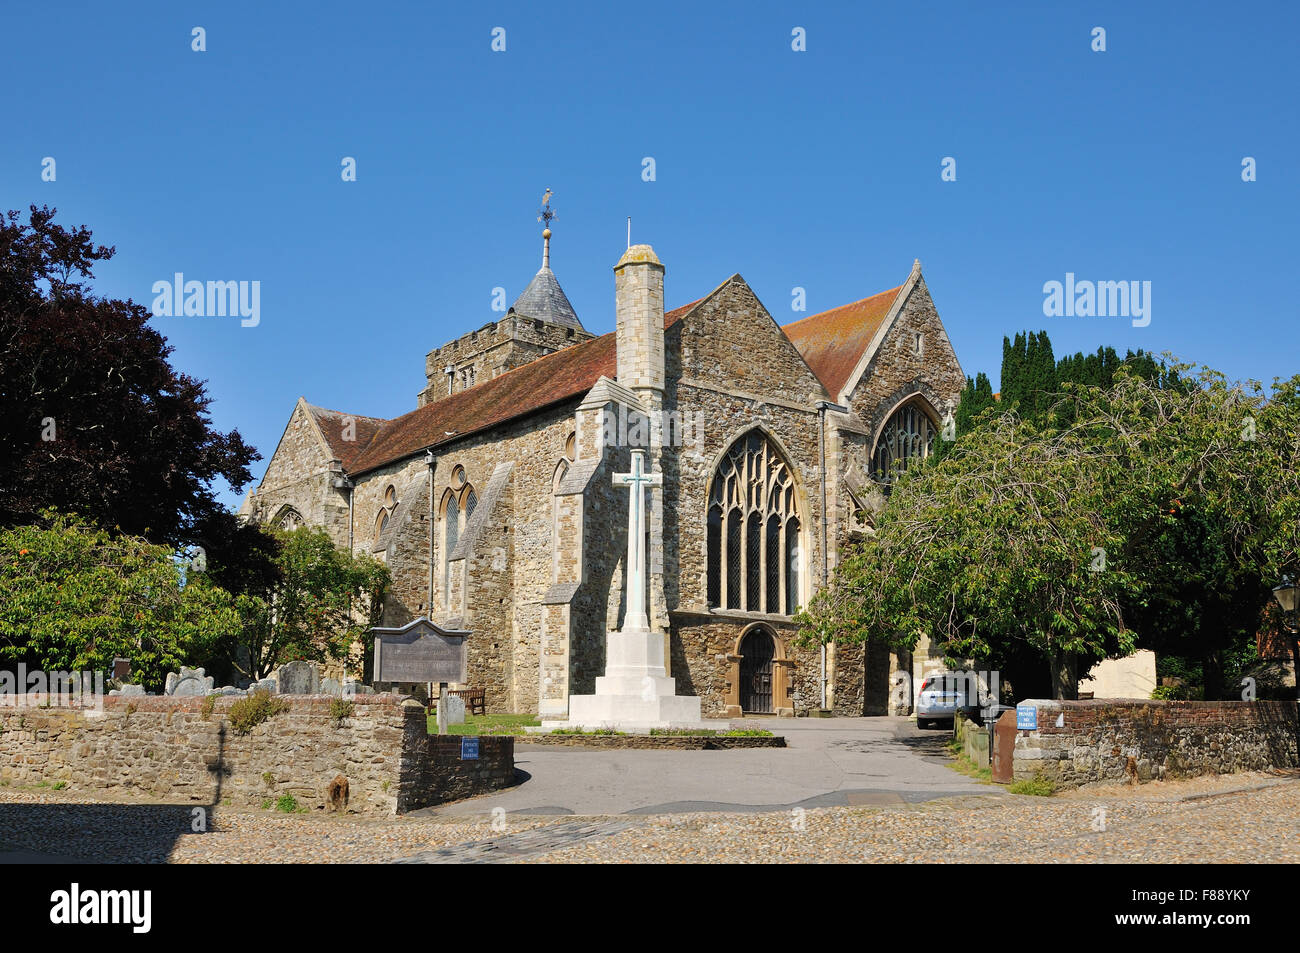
[417,192,594,406]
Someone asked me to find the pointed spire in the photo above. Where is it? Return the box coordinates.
[538,187,555,270]
[514,190,583,330]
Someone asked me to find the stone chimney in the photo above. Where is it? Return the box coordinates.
[613,244,665,393]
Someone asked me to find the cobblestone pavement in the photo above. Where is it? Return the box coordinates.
[1,771,1296,863]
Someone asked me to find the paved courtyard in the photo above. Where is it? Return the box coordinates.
[2,717,1297,863]
[433,717,994,817]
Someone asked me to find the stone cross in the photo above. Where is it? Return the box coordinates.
[613,448,661,632]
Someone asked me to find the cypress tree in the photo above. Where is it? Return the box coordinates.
[1001,332,1026,410]
[1023,332,1041,418]
[1036,330,1057,414]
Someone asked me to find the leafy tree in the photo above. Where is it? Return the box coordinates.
[0,205,259,548]
[802,361,1299,700]
[1250,373,1300,684]
[800,410,1133,699]
[1064,366,1273,698]
[228,527,390,681]
[0,512,243,691]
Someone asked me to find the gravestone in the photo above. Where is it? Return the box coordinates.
[440,694,466,725]
[111,658,132,681]
[214,686,244,696]
[278,661,320,695]
[109,684,145,696]
[320,678,343,698]
[234,646,253,687]
[165,667,214,696]
[251,678,277,694]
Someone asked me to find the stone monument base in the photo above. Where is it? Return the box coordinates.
[542,627,707,732]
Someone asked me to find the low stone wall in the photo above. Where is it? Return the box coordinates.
[403,736,517,810]
[1009,699,1300,788]
[517,733,786,749]
[954,712,990,768]
[0,695,515,814]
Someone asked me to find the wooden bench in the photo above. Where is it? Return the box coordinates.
[446,687,486,716]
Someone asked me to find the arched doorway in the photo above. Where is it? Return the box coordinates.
[739,627,776,713]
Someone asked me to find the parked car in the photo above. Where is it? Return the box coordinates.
[916,672,983,728]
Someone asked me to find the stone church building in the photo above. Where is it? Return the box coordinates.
[243,228,965,718]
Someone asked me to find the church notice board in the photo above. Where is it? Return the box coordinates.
[371,618,469,685]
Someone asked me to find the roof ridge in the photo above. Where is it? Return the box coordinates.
[400,326,614,418]
[305,402,389,423]
[347,296,710,475]
[781,283,905,330]
[413,296,707,410]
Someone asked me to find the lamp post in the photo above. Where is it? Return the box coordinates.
[1271,576,1299,702]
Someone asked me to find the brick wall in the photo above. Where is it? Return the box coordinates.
[1010,699,1300,788]
[0,695,514,814]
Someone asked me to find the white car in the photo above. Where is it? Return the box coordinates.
[916,672,981,729]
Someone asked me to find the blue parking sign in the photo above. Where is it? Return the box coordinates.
[1015,705,1037,730]
[460,736,480,760]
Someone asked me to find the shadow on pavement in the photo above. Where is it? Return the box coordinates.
[0,802,202,864]
[888,731,956,758]
[0,723,229,864]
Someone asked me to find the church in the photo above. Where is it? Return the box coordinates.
[243,214,966,718]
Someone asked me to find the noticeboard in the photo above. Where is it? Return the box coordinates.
[371,618,469,685]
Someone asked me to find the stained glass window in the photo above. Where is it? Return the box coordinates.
[870,401,938,483]
[707,431,802,614]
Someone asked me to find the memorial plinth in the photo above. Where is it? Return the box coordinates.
[545,449,705,731]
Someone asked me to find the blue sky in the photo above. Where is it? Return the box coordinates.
[4,1,1296,508]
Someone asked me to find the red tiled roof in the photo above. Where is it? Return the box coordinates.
[306,405,387,470]
[781,285,903,399]
[331,272,906,477]
[347,300,701,475]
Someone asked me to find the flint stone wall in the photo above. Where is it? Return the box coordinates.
[0,694,514,815]
[1009,699,1300,788]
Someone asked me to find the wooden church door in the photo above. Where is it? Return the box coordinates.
[740,628,775,713]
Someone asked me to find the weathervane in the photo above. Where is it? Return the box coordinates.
[538,188,555,268]
[537,188,556,230]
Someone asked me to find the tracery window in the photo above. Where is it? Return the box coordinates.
[707,431,802,615]
[870,400,938,483]
[273,507,304,532]
[372,485,397,550]
[442,482,477,596]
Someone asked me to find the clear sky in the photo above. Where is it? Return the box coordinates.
[4,1,1296,508]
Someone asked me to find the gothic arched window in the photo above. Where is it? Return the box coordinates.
[372,485,398,552]
[441,482,477,598]
[707,431,802,615]
[443,493,460,591]
[273,507,304,532]
[870,399,939,483]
